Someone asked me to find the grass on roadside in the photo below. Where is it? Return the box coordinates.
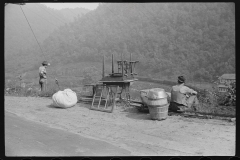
[5,78,235,117]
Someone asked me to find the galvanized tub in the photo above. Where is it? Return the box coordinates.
[147,88,169,120]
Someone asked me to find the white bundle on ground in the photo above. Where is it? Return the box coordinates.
[52,88,78,108]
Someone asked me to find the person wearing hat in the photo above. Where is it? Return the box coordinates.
[39,61,50,92]
[169,76,199,113]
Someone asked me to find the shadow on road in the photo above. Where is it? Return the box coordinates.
[125,112,151,121]
[123,107,151,121]
[46,104,71,109]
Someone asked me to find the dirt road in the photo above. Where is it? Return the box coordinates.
[4,96,235,156]
[5,111,131,156]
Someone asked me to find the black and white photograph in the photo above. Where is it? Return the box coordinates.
[4,2,235,156]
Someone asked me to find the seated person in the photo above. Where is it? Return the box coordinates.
[169,76,199,113]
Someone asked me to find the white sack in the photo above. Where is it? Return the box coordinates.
[52,88,78,108]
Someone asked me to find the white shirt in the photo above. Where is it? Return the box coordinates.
[39,66,47,79]
[177,84,197,95]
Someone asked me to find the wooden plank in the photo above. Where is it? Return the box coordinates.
[130,102,142,107]
[130,100,143,104]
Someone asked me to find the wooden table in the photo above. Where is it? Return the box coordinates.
[84,79,137,112]
[99,79,137,109]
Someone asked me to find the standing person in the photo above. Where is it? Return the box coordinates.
[39,61,50,93]
[169,76,199,113]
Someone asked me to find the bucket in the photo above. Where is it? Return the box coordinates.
[148,97,168,106]
[147,88,169,120]
[148,103,169,120]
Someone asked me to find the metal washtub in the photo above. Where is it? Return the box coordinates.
[140,88,169,120]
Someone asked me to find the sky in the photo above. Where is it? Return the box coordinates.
[41,3,99,10]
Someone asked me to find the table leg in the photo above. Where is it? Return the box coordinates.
[109,85,119,113]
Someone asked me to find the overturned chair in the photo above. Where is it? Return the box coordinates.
[90,84,119,113]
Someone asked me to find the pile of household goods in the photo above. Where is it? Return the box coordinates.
[140,88,170,120]
[52,88,78,108]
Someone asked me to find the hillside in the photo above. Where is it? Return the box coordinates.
[58,8,87,21]
[5,3,235,82]
[4,3,89,76]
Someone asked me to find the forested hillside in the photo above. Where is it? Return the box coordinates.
[5,3,89,75]
[5,3,235,82]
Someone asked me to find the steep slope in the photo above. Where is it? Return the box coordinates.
[5,3,235,82]
[5,3,89,55]
[5,3,90,76]
[58,7,89,21]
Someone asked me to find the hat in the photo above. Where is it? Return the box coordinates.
[178,76,185,83]
[42,61,50,66]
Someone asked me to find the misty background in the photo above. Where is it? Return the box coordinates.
[5,3,235,85]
